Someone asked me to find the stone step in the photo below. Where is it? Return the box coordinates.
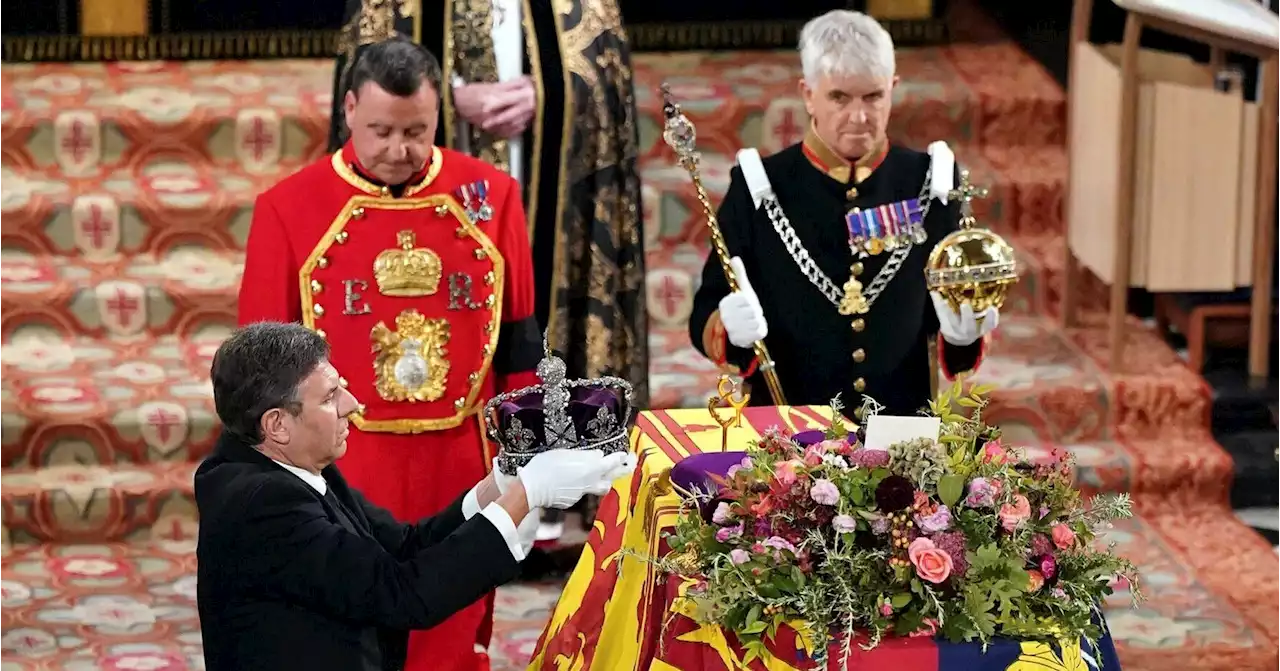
[1,461,197,546]
[1,332,223,469]
[0,249,242,339]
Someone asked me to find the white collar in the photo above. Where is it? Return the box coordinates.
[272,459,327,495]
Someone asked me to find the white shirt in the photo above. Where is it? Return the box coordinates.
[271,459,528,562]
[451,0,525,185]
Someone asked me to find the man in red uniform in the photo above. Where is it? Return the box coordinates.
[237,38,542,671]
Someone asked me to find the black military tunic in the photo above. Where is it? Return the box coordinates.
[688,130,984,416]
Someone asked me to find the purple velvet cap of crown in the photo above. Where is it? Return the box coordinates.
[670,431,830,522]
[493,385,626,448]
[669,451,748,522]
[793,430,826,447]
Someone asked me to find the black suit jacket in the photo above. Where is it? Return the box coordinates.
[195,432,521,671]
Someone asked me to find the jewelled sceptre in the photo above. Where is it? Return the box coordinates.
[660,84,786,405]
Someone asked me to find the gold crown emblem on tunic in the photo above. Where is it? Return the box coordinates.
[373,230,443,297]
[925,170,1019,313]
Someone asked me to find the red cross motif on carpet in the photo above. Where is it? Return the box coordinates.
[763,102,807,155]
[138,402,189,457]
[54,112,100,174]
[72,196,120,259]
[236,109,281,170]
[648,271,692,325]
[96,282,147,335]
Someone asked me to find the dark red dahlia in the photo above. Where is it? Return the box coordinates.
[874,475,914,512]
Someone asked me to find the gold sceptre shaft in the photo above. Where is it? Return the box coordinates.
[660,84,787,405]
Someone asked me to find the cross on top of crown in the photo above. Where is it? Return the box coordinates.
[948,169,988,219]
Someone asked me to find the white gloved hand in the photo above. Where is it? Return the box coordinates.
[518,449,637,510]
[516,505,542,554]
[931,292,999,347]
[717,257,768,349]
[494,467,519,495]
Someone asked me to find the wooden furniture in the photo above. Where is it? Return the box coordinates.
[1062,0,1279,378]
[1153,293,1276,372]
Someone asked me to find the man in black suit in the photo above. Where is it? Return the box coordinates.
[195,322,633,671]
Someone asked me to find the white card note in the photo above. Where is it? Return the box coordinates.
[862,415,942,452]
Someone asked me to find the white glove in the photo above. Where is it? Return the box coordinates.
[517,449,637,510]
[516,505,542,555]
[494,467,519,495]
[718,257,768,349]
[931,292,998,347]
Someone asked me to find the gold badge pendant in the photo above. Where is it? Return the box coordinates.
[839,276,869,315]
[370,309,451,402]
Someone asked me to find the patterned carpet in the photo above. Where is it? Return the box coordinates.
[2,20,1277,671]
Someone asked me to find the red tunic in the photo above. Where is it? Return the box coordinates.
[237,143,541,671]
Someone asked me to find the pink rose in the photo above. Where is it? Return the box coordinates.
[803,445,826,466]
[1051,523,1077,550]
[998,494,1031,532]
[880,602,893,616]
[980,439,1007,464]
[907,537,954,584]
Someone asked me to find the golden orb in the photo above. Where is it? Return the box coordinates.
[924,170,1018,313]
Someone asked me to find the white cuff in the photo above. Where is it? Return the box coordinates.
[926,141,955,204]
[461,486,482,519]
[479,502,528,562]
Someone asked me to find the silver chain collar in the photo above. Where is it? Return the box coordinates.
[762,167,934,311]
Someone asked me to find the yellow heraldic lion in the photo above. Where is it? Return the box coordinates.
[370,309,451,403]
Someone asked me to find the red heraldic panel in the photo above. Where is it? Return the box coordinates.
[237,142,542,671]
[304,187,507,435]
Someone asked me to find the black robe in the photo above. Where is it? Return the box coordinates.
[328,0,649,405]
[688,133,984,417]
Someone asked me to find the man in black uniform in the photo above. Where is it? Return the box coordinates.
[689,9,1000,417]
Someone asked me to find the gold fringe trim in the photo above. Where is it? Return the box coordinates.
[2,31,339,62]
[626,18,947,51]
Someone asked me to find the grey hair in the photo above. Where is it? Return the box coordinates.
[798,10,897,85]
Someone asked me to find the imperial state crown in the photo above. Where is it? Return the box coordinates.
[925,169,1018,313]
[484,335,636,476]
[373,230,444,297]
